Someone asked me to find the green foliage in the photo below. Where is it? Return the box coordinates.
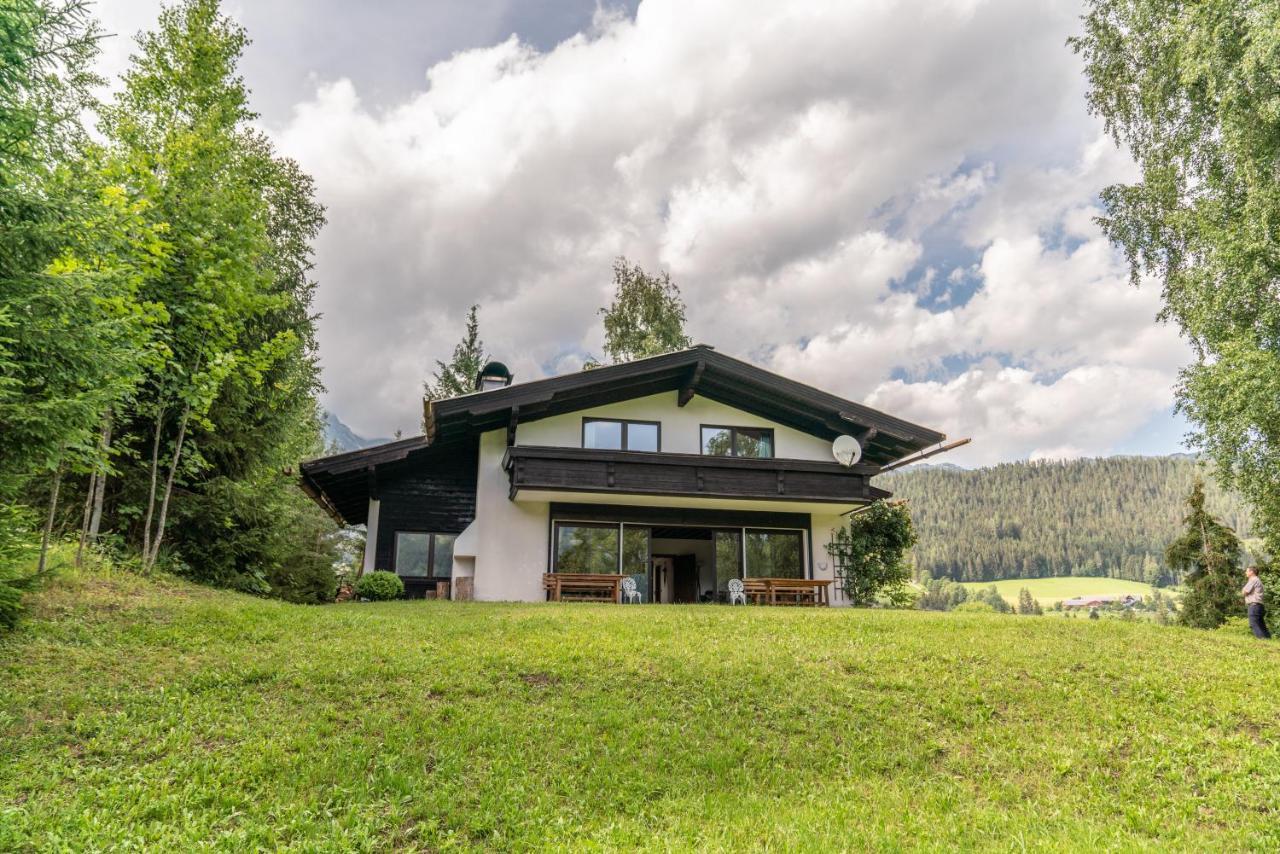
[423,304,486,405]
[1016,587,1043,616]
[969,584,1013,613]
[597,257,692,364]
[6,570,1280,848]
[87,0,337,585]
[1168,481,1244,629]
[0,0,339,601]
[0,2,158,543]
[355,570,403,601]
[0,504,39,630]
[916,571,968,611]
[827,500,917,606]
[1072,1,1280,557]
[885,456,1251,583]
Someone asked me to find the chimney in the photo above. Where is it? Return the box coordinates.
[475,360,514,391]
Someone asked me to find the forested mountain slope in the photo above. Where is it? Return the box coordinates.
[882,456,1254,584]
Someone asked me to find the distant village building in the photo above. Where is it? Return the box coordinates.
[1063,594,1141,609]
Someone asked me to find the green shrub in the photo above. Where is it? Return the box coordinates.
[355,571,403,601]
[0,503,39,631]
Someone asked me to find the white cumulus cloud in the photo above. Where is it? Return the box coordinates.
[101,0,1193,462]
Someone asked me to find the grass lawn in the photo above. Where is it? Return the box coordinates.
[3,569,1279,851]
[958,576,1163,607]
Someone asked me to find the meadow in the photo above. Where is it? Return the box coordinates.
[2,568,1278,851]
[958,576,1161,607]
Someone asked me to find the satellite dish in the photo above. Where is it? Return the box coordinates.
[832,434,862,467]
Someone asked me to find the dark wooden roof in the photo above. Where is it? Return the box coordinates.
[426,345,944,464]
[299,436,435,525]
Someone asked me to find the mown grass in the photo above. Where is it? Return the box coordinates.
[959,576,1162,607]
[2,568,1279,851]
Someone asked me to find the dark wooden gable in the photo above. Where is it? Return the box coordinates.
[300,435,477,528]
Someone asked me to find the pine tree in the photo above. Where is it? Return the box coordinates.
[423,305,486,405]
[1167,481,1243,629]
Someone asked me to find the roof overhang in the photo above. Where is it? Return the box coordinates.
[298,435,434,526]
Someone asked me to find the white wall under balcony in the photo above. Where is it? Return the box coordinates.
[470,428,549,602]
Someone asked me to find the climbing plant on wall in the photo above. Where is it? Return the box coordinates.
[827,500,917,607]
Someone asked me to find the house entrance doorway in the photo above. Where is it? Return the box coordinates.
[650,527,714,603]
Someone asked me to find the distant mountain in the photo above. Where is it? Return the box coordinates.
[323,411,391,453]
[882,455,1255,585]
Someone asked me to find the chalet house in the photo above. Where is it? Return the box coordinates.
[299,345,948,604]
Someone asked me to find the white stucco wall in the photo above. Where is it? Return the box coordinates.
[514,391,835,461]
[362,498,380,576]
[470,428,549,602]
[810,512,847,606]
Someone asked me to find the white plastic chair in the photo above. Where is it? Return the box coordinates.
[727,577,747,605]
[621,575,642,604]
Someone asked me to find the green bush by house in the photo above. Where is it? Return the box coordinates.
[355,570,403,601]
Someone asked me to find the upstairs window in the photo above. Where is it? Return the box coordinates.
[700,426,774,458]
[582,418,660,452]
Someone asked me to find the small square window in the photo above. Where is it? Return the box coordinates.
[583,419,623,450]
[627,422,659,452]
[701,427,733,456]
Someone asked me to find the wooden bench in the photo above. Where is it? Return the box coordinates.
[741,578,832,606]
[543,573,622,603]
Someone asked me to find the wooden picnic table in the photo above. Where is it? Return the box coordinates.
[741,577,832,606]
[543,572,622,603]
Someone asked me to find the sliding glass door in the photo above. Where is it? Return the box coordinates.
[744,530,803,579]
[552,517,805,603]
[552,521,652,602]
[713,530,742,599]
[621,525,651,603]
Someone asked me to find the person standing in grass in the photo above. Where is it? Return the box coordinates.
[1242,567,1270,640]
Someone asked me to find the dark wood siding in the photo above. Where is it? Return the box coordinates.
[373,437,479,573]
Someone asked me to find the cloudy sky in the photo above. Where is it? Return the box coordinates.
[94,0,1192,465]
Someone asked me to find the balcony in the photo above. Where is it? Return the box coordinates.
[502,446,886,505]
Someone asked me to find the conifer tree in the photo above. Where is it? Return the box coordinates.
[423,305,486,405]
[1167,481,1243,629]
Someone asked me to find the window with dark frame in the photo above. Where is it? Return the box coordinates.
[582,418,661,452]
[394,531,457,579]
[700,425,775,458]
[553,522,621,573]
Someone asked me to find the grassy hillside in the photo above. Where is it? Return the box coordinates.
[958,576,1159,607]
[3,571,1279,851]
[884,455,1254,584]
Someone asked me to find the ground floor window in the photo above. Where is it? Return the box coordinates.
[554,523,619,573]
[395,531,457,578]
[745,530,803,579]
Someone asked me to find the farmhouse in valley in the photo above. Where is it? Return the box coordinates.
[300,345,949,604]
